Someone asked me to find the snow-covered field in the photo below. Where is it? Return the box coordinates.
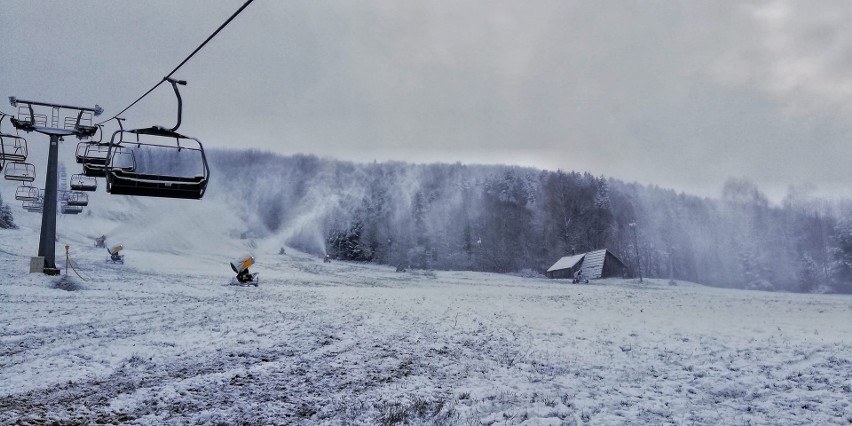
[2,171,852,425]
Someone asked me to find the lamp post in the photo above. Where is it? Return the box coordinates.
[629,222,643,283]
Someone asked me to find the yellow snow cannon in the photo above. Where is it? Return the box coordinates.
[230,255,258,286]
[107,243,125,264]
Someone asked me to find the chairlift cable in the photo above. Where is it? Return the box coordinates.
[97,0,255,125]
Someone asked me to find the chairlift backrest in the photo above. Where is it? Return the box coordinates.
[77,143,112,165]
[4,162,36,182]
[64,111,93,131]
[109,146,136,170]
[79,144,113,177]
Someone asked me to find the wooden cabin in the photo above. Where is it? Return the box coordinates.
[546,249,627,280]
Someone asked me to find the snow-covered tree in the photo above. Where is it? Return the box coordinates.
[0,193,15,229]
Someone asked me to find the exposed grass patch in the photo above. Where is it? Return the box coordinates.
[377,397,455,425]
[52,275,84,291]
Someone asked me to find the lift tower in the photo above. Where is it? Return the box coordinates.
[8,97,102,274]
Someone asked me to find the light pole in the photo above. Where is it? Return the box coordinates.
[629,222,643,283]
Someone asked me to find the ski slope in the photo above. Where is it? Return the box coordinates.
[1,169,852,424]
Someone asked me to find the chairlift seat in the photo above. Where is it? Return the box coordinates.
[107,168,207,199]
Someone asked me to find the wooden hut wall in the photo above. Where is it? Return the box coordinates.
[601,252,627,278]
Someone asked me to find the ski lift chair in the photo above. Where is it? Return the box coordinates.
[76,141,112,164]
[104,78,209,200]
[64,111,98,139]
[15,185,39,201]
[10,105,47,132]
[0,114,28,163]
[73,124,109,174]
[74,141,87,164]
[105,127,209,200]
[60,202,83,215]
[0,133,28,163]
[23,198,43,212]
[4,161,36,182]
[69,173,97,191]
[66,191,88,207]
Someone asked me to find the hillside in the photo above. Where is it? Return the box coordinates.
[1,175,851,424]
[204,150,852,293]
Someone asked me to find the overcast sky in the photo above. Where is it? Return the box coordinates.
[2,0,852,203]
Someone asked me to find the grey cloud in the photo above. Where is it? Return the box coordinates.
[2,1,852,202]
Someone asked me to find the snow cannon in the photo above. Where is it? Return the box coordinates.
[106,243,125,264]
[230,255,255,274]
[230,255,259,286]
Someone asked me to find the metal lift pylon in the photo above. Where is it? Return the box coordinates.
[8,97,102,275]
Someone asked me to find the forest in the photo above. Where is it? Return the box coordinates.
[137,149,850,294]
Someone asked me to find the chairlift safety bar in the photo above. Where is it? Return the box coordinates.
[9,97,103,115]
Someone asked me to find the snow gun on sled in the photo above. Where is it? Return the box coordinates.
[107,244,124,264]
[230,255,258,286]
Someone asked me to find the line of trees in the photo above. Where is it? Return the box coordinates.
[209,150,852,293]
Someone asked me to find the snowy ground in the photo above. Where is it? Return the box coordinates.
[2,176,852,424]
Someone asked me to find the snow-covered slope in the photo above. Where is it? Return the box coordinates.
[1,149,852,424]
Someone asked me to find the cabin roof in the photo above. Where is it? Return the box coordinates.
[579,249,608,279]
[547,253,585,273]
